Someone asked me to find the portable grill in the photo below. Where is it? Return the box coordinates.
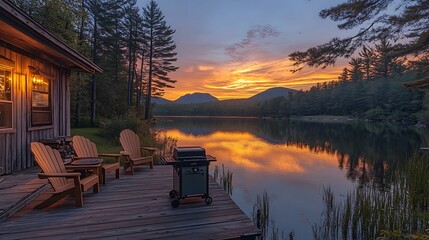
[162,147,216,208]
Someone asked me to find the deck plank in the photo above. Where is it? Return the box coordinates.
[0,165,260,239]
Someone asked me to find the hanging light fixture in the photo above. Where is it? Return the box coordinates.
[29,66,44,86]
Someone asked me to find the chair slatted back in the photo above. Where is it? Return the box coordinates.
[31,142,68,192]
[119,129,141,159]
[72,136,98,158]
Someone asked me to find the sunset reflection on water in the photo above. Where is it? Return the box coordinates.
[157,117,428,238]
[165,129,340,174]
[161,127,354,238]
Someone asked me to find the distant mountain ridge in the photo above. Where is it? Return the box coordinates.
[175,92,219,104]
[153,87,296,105]
[247,87,296,102]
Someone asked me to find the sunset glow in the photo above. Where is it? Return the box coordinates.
[137,0,349,101]
[167,60,344,100]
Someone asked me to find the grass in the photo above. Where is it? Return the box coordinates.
[71,128,122,155]
[313,153,429,240]
[213,164,233,196]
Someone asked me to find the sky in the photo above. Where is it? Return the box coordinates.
[137,0,350,100]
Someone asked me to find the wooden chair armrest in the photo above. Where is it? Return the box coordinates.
[38,172,81,179]
[141,147,155,151]
[141,147,156,155]
[74,156,99,160]
[120,151,130,156]
[98,153,122,158]
[99,153,121,163]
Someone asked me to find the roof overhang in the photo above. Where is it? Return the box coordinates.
[0,0,102,73]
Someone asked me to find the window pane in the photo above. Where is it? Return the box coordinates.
[0,69,12,101]
[31,76,51,126]
[0,102,12,129]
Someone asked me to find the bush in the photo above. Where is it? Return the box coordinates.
[97,110,155,146]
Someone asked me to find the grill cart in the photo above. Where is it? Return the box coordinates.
[161,147,216,208]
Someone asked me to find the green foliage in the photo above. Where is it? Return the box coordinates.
[71,127,121,156]
[97,110,155,146]
[313,153,429,240]
[14,0,176,125]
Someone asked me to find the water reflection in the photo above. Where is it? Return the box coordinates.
[158,117,428,187]
[156,117,429,238]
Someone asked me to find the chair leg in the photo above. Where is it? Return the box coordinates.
[150,161,153,169]
[115,168,120,179]
[130,164,134,175]
[124,162,130,174]
[74,185,84,207]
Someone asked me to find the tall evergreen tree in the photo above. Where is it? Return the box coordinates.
[359,45,376,80]
[349,58,364,81]
[374,37,394,79]
[338,67,350,82]
[142,0,178,120]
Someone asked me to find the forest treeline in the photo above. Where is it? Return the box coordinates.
[14,0,177,126]
[155,38,428,124]
[13,0,429,125]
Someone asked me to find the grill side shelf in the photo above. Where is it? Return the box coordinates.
[160,155,217,165]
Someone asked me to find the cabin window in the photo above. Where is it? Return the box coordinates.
[0,69,12,129]
[31,76,51,126]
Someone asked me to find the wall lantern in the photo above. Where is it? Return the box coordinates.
[29,66,45,86]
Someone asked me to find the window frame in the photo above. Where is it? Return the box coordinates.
[30,74,52,128]
[0,63,14,132]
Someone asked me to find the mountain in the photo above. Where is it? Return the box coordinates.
[247,87,296,102]
[175,92,219,104]
[152,97,173,104]
[153,87,296,105]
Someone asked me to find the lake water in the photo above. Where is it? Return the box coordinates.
[156,116,429,239]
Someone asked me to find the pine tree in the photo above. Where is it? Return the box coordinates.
[338,67,350,83]
[374,37,394,79]
[348,58,363,81]
[359,45,376,80]
[142,0,178,120]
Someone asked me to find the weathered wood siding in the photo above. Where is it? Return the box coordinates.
[0,45,70,175]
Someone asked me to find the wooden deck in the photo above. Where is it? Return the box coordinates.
[0,167,49,222]
[0,165,260,239]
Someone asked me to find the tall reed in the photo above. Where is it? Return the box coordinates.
[313,153,429,239]
[213,164,233,196]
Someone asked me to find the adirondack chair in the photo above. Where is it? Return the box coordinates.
[72,135,121,184]
[119,129,155,174]
[30,142,99,208]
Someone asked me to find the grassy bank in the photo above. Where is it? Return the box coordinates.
[71,128,122,154]
[291,115,356,123]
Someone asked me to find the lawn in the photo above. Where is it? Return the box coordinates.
[71,128,122,154]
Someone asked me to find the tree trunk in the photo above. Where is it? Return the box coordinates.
[127,20,133,107]
[144,29,153,120]
[90,2,98,127]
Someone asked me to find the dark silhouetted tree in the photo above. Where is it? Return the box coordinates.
[142,0,178,120]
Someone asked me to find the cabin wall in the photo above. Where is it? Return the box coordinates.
[0,46,70,175]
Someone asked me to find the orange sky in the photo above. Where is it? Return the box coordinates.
[141,1,349,101]
[165,59,345,100]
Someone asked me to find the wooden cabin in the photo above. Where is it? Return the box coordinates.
[0,1,101,175]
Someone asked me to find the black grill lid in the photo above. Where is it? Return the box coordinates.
[173,147,206,160]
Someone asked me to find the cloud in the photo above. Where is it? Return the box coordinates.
[225,24,280,62]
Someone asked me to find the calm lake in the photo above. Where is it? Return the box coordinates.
[156,116,429,239]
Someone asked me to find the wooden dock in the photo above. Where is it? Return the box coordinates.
[0,167,49,222]
[0,166,260,239]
